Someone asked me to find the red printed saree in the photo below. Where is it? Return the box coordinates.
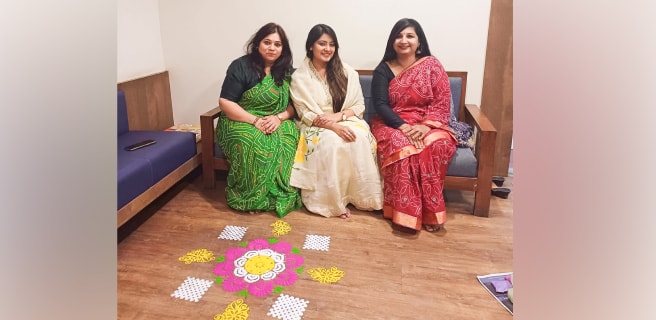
[370,56,457,230]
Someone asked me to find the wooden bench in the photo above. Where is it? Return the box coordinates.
[117,71,201,227]
[199,70,496,217]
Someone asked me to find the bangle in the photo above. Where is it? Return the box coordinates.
[251,117,260,125]
[276,113,284,121]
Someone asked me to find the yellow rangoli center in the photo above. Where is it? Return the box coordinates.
[243,255,275,275]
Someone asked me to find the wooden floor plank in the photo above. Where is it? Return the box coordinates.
[118,173,513,319]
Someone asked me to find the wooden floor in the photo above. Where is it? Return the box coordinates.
[118,172,513,320]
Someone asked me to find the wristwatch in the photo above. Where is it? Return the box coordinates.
[341,112,347,121]
[276,113,284,121]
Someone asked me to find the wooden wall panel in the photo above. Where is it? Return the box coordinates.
[481,0,513,176]
[117,71,174,131]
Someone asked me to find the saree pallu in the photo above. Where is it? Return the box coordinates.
[291,119,383,217]
[370,57,457,230]
[216,75,301,217]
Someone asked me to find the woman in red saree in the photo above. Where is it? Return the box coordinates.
[370,18,457,232]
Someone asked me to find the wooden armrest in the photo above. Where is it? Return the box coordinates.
[200,106,222,119]
[200,106,221,146]
[464,104,496,134]
[200,106,221,162]
[464,103,496,153]
[463,104,497,188]
[200,106,231,187]
[463,103,496,153]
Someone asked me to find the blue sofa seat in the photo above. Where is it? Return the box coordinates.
[117,89,197,220]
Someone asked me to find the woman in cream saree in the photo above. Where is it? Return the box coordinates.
[290,24,382,218]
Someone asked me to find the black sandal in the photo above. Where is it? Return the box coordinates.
[491,187,511,199]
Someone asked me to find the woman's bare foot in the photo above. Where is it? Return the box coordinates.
[339,208,351,219]
[423,224,441,232]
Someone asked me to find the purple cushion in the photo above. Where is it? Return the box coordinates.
[117,90,129,135]
[117,130,196,209]
[118,131,196,181]
[117,156,153,209]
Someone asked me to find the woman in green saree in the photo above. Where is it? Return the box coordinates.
[216,22,301,217]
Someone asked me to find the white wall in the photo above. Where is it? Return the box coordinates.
[119,0,491,125]
[117,0,166,82]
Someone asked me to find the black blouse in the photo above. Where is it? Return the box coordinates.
[219,55,261,103]
[371,62,405,128]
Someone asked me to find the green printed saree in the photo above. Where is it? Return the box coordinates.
[216,75,301,217]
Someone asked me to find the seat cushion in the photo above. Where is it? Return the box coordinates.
[118,131,196,181]
[117,90,130,135]
[359,75,377,123]
[117,155,153,209]
[449,77,462,118]
[446,147,478,177]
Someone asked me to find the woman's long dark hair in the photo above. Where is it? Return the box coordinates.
[305,24,347,113]
[380,18,432,63]
[245,22,293,86]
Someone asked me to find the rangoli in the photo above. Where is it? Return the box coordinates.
[214,238,304,297]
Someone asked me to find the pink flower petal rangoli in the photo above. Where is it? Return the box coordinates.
[270,241,292,254]
[246,239,269,250]
[213,261,233,276]
[285,254,304,269]
[222,275,248,292]
[214,238,304,297]
[273,270,299,286]
[248,279,274,297]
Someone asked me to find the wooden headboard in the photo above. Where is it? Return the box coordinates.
[117,71,174,131]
